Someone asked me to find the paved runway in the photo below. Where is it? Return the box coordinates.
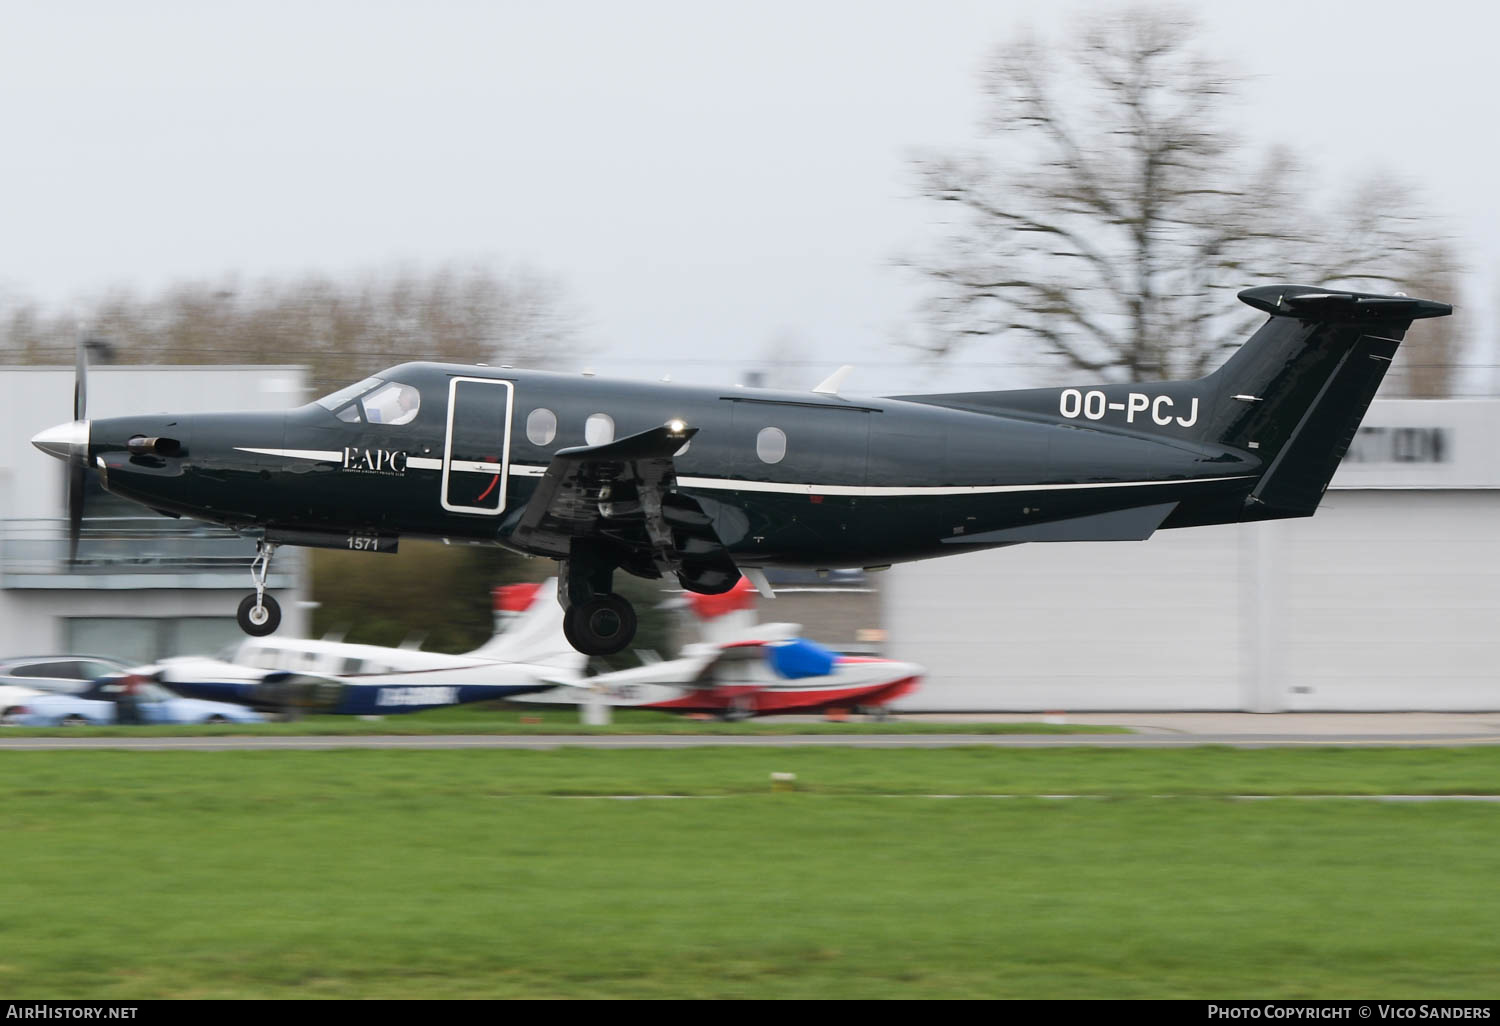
[4,712,1500,749]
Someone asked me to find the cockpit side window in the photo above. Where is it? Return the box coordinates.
[315,377,384,413]
[360,383,421,426]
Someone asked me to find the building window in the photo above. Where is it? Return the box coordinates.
[65,617,244,665]
[756,426,787,464]
[527,408,558,446]
[585,413,615,446]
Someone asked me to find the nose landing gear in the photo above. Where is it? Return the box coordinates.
[236,541,282,636]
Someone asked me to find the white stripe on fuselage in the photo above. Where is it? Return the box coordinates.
[236,448,1251,498]
[665,473,1253,498]
[235,448,483,472]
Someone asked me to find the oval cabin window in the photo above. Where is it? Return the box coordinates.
[756,426,787,464]
[527,408,557,446]
[585,413,615,446]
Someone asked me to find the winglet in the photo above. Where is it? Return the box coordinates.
[812,365,854,396]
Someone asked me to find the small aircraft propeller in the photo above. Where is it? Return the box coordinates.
[30,333,96,562]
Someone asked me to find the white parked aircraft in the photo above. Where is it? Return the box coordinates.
[517,577,923,719]
[143,579,585,715]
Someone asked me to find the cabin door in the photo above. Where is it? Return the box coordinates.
[440,377,514,515]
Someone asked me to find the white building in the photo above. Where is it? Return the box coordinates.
[886,400,1500,712]
[0,365,308,664]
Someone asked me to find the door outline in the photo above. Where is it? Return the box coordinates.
[440,377,514,515]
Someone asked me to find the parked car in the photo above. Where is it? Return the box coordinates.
[0,656,132,695]
[11,678,267,726]
[0,684,48,724]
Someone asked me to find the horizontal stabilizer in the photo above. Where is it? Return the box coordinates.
[941,502,1177,545]
[1239,285,1452,323]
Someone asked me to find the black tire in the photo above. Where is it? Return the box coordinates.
[60,714,90,726]
[205,714,230,725]
[0,706,21,726]
[237,594,282,637]
[562,594,638,656]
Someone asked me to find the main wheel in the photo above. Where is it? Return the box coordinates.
[237,594,282,637]
[562,594,638,656]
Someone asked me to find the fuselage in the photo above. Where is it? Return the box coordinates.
[79,362,1261,569]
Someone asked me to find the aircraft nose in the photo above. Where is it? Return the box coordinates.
[31,420,90,462]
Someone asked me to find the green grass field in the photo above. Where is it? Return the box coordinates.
[0,703,1127,736]
[2,747,1498,999]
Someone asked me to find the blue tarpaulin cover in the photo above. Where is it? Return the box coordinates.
[765,638,837,679]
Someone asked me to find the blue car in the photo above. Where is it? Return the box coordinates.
[12,678,267,726]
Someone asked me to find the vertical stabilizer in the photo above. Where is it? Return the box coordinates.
[1215,286,1452,518]
[466,578,587,675]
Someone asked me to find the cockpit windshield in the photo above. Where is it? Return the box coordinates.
[360,382,420,425]
[314,377,384,413]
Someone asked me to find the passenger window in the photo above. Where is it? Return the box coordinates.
[336,405,361,423]
[756,427,787,464]
[360,383,421,426]
[585,414,615,446]
[527,408,558,446]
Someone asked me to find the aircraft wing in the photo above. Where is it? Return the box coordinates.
[508,424,741,594]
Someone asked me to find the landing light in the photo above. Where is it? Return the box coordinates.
[667,419,687,435]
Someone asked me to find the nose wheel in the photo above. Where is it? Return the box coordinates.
[237,541,282,637]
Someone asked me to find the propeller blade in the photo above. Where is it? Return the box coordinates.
[73,332,88,422]
[67,332,90,562]
[68,454,85,563]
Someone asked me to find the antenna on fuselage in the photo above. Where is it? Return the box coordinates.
[811,365,854,397]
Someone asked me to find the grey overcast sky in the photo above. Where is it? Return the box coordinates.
[1,0,1494,394]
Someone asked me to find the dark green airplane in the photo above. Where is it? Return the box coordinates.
[31,284,1451,656]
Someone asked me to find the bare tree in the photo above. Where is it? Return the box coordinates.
[912,6,1458,385]
[1378,239,1463,398]
[0,264,581,396]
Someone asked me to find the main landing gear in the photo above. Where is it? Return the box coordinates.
[237,541,282,637]
[560,541,638,657]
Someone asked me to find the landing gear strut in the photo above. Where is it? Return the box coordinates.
[237,541,282,637]
[559,541,638,656]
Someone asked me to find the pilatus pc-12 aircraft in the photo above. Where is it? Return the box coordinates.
[32,284,1451,656]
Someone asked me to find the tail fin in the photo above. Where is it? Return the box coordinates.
[465,578,587,676]
[890,284,1452,521]
[1207,285,1451,518]
[683,576,763,645]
